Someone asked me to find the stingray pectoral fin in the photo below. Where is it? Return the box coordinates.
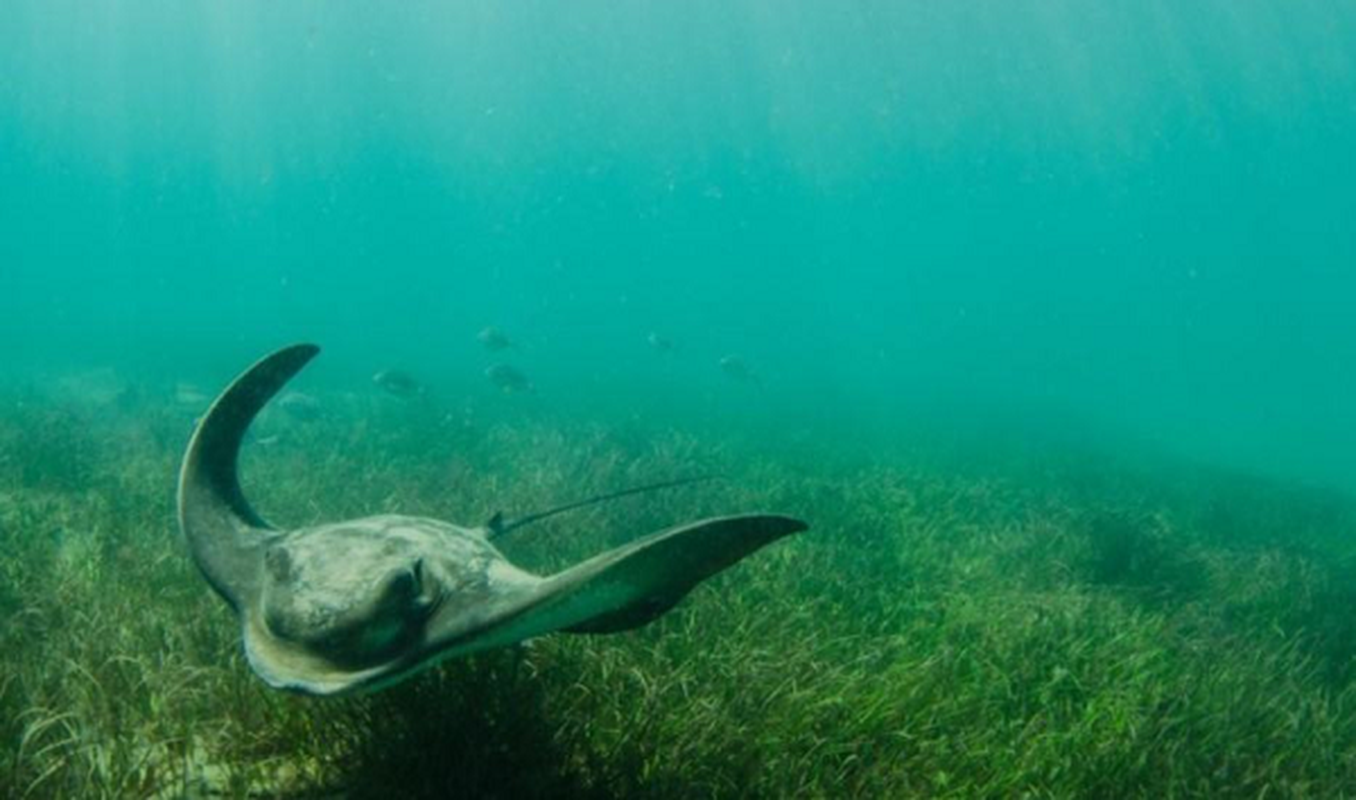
[177,343,319,611]
[497,514,806,641]
[562,589,686,634]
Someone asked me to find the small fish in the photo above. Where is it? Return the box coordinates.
[53,368,133,408]
[647,332,674,352]
[276,391,321,421]
[477,326,515,352]
[718,354,758,384]
[485,363,534,394]
[174,382,211,409]
[372,369,424,399]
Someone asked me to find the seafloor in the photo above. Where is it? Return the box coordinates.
[3,382,1355,798]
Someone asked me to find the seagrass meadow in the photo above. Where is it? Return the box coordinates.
[3,385,1356,798]
[5,2,1356,798]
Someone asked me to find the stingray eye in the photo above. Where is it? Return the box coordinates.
[388,569,416,600]
[387,558,439,614]
[384,559,425,605]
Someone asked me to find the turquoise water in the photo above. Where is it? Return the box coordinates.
[7,5,1356,796]
[2,2,1354,486]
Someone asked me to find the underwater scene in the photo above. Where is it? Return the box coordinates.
[3,2,1356,797]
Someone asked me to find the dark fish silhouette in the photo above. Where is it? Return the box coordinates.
[372,369,424,399]
[485,363,534,394]
[174,382,211,410]
[647,332,675,352]
[477,326,515,352]
[277,391,321,422]
[718,354,758,383]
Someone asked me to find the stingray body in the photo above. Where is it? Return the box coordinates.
[178,344,806,696]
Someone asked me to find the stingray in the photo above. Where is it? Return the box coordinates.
[178,344,807,696]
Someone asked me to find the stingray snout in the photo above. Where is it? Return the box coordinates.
[260,553,439,665]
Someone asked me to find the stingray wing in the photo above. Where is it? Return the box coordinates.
[178,344,318,611]
[429,514,807,655]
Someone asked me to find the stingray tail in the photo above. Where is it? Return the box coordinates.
[486,476,718,539]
